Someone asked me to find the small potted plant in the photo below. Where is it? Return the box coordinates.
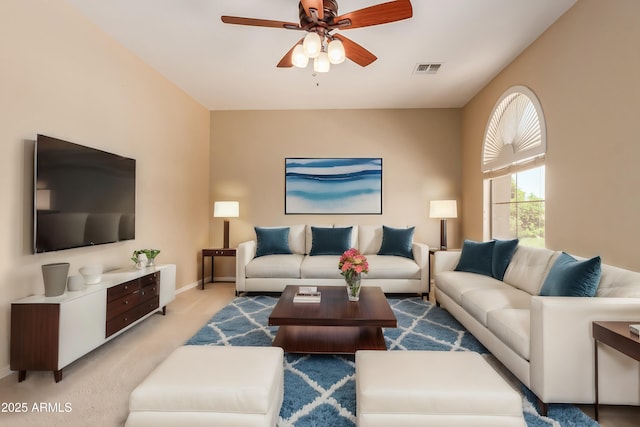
[142,249,160,267]
[131,250,147,269]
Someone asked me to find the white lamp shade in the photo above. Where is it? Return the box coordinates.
[291,44,309,68]
[429,200,458,219]
[303,32,321,58]
[213,201,239,218]
[327,39,345,64]
[313,52,331,73]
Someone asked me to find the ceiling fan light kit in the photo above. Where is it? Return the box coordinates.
[221,0,413,72]
[327,39,346,64]
[292,45,309,68]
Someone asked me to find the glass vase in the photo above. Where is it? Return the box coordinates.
[345,272,362,301]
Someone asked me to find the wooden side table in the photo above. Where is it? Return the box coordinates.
[592,321,640,420]
[201,248,236,290]
[428,248,438,300]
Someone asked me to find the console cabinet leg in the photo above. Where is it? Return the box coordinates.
[18,370,26,382]
[53,369,63,383]
[537,397,548,416]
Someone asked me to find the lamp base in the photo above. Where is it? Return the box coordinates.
[439,219,448,251]
[223,220,230,249]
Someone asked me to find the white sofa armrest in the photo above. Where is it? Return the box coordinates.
[235,240,256,293]
[434,250,461,276]
[530,295,640,404]
[412,242,429,293]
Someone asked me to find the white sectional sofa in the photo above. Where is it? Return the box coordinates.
[434,243,640,412]
[236,225,429,296]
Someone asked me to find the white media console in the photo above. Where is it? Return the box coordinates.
[10,264,176,382]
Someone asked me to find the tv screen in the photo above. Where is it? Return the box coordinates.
[34,134,136,253]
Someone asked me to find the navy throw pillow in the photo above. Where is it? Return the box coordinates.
[454,240,496,277]
[255,227,292,257]
[492,239,519,280]
[309,226,352,256]
[539,252,601,297]
[378,226,415,259]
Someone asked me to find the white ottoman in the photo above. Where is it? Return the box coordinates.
[356,351,526,427]
[125,346,284,427]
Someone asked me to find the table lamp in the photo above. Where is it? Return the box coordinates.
[429,200,458,250]
[213,201,239,248]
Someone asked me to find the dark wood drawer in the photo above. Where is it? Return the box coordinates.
[211,249,235,256]
[107,279,139,303]
[140,271,160,287]
[138,296,159,318]
[106,291,140,321]
[139,283,158,303]
[106,308,139,338]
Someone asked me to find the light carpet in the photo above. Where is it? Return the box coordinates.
[187,295,599,427]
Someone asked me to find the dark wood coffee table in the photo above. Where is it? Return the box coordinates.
[268,285,397,354]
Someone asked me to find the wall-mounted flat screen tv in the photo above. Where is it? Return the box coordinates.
[34,134,136,253]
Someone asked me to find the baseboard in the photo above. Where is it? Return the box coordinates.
[212,276,235,282]
[0,365,14,380]
[176,280,200,294]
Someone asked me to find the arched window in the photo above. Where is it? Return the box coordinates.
[483,86,546,247]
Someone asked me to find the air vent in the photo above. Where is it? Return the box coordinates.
[414,63,442,74]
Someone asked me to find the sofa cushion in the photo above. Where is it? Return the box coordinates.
[309,226,353,256]
[503,246,557,295]
[596,264,640,297]
[539,252,601,297]
[245,254,304,279]
[436,271,507,305]
[492,239,519,281]
[365,255,420,280]
[287,224,307,254]
[255,227,292,257]
[487,309,530,361]
[301,255,343,279]
[377,226,415,259]
[461,287,531,327]
[455,240,495,277]
[358,225,383,255]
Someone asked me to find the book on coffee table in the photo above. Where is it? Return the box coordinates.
[630,324,640,335]
[293,286,321,303]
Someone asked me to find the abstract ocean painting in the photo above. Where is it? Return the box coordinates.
[285,158,382,214]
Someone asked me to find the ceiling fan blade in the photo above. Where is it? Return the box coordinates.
[300,0,324,20]
[333,0,413,30]
[333,34,377,67]
[221,16,301,30]
[277,39,305,68]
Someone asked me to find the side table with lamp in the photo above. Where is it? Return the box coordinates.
[201,201,239,290]
[429,199,458,301]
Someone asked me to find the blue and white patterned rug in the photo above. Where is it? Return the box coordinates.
[186,295,598,427]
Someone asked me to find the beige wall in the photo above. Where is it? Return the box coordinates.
[461,0,640,269]
[0,0,210,373]
[210,109,462,277]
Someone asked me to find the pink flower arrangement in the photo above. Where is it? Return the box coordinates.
[338,248,369,281]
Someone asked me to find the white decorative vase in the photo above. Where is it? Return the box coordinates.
[42,263,70,297]
[67,275,84,292]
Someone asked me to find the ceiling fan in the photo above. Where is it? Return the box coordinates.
[221,0,413,71]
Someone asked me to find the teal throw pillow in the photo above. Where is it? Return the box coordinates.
[378,225,415,259]
[539,252,601,297]
[492,239,519,280]
[454,240,496,277]
[309,227,352,256]
[255,227,292,257]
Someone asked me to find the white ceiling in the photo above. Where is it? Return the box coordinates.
[65,0,577,110]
